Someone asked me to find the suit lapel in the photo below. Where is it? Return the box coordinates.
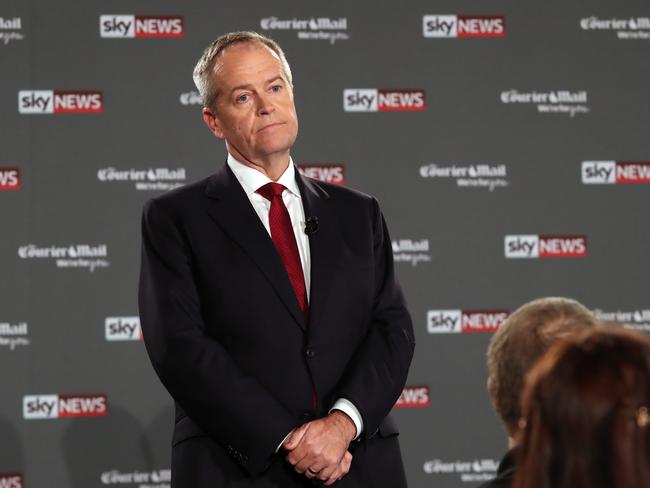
[295,171,337,336]
[204,164,307,331]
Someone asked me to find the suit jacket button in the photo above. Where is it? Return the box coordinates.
[305,348,316,358]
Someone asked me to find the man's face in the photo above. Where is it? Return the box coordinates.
[203,42,298,166]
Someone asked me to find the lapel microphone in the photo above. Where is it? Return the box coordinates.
[304,216,319,235]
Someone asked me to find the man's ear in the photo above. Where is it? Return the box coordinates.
[202,107,225,140]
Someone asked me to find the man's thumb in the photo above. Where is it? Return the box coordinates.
[284,424,306,450]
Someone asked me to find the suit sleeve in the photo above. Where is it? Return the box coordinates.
[138,197,301,475]
[335,197,416,439]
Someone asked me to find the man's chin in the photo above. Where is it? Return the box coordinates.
[255,138,296,158]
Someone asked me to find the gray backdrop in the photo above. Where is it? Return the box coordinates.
[1,0,649,487]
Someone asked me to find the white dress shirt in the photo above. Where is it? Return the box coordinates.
[226,154,363,442]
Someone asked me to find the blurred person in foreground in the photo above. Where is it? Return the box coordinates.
[514,327,650,488]
[479,297,598,488]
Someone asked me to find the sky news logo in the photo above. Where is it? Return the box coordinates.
[343,89,425,112]
[23,394,108,419]
[395,385,430,408]
[0,168,20,190]
[582,161,650,184]
[18,91,103,114]
[298,164,345,185]
[505,235,587,259]
[423,15,505,38]
[427,310,509,334]
[105,317,142,341]
[100,15,184,38]
[0,475,23,488]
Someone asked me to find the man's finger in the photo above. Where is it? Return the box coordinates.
[286,436,312,467]
[294,453,319,474]
[283,423,309,451]
[286,446,307,467]
[317,463,337,481]
[323,451,352,486]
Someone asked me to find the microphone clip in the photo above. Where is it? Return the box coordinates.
[304,216,319,235]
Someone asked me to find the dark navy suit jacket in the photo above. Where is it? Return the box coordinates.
[138,163,415,487]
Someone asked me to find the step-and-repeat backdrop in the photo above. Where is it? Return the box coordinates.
[1,1,649,487]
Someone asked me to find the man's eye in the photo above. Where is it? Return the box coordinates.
[271,85,282,93]
[236,94,249,103]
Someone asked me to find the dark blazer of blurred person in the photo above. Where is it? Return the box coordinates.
[479,297,597,488]
[514,327,650,488]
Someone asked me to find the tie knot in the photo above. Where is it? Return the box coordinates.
[256,182,286,201]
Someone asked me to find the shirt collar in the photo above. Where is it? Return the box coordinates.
[227,153,301,198]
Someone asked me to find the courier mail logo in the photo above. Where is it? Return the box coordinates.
[23,394,108,419]
[105,317,142,341]
[0,474,23,488]
[505,235,588,259]
[101,468,171,485]
[343,89,425,112]
[582,161,650,184]
[100,15,184,38]
[0,168,20,190]
[423,15,505,38]
[298,164,345,185]
[18,90,103,114]
[427,310,509,334]
[395,385,430,408]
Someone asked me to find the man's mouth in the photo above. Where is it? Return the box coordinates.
[258,122,285,132]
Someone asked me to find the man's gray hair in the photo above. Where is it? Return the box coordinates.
[192,31,293,111]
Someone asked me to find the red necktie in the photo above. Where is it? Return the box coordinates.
[256,182,309,319]
[257,182,316,408]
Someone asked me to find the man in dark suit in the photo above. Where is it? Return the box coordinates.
[138,31,415,487]
[479,297,596,488]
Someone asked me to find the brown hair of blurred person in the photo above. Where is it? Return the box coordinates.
[514,327,650,488]
[487,297,597,441]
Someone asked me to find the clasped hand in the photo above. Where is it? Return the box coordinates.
[283,411,356,486]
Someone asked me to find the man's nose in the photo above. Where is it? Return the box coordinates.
[256,93,276,115]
